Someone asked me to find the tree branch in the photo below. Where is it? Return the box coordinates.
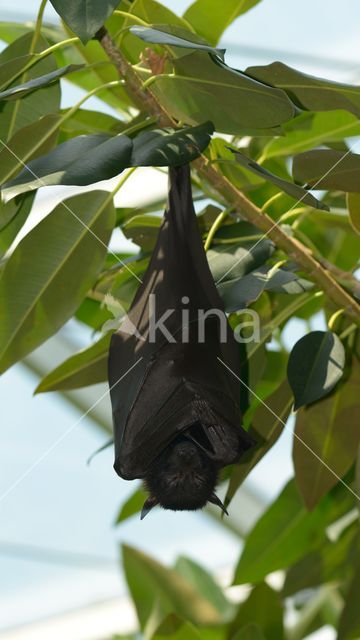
[95,28,360,326]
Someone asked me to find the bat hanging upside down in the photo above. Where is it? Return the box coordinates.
[108,164,254,519]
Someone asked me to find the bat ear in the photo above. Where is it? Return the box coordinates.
[140,495,159,520]
[209,493,229,516]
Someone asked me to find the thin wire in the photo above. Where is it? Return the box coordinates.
[217,357,360,504]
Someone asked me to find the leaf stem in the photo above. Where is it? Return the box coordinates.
[110,167,137,198]
[113,10,149,26]
[261,191,284,212]
[204,207,232,251]
[30,0,47,53]
[328,307,345,331]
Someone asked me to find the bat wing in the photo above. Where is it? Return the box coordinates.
[108,165,253,480]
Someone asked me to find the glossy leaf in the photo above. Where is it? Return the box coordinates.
[151,52,295,135]
[184,0,262,46]
[293,358,360,509]
[0,114,62,187]
[0,191,115,373]
[230,148,328,210]
[283,521,359,596]
[233,479,332,585]
[347,192,360,235]
[129,24,224,56]
[115,486,148,524]
[122,214,162,251]
[3,122,214,199]
[218,265,313,312]
[287,331,345,410]
[293,149,360,192]
[0,64,83,101]
[246,61,360,119]
[122,545,221,629]
[49,0,120,43]
[35,333,111,393]
[225,380,293,507]
[0,33,60,141]
[0,192,34,258]
[228,583,284,640]
[207,239,274,285]
[259,110,360,161]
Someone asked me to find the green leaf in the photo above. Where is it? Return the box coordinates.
[0,114,62,187]
[0,33,60,141]
[283,521,359,596]
[293,358,360,509]
[152,615,203,640]
[259,110,360,162]
[151,52,295,135]
[229,149,328,210]
[225,380,293,508]
[129,24,224,57]
[184,0,262,46]
[174,556,233,619]
[287,331,345,410]
[0,192,34,258]
[228,583,284,640]
[122,545,221,629]
[218,265,313,312]
[207,238,274,285]
[231,624,266,640]
[233,479,332,585]
[35,332,111,393]
[293,149,360,192]
[3,122,214,199]
[337,561,360,640]
[115,486,148,524]
[347,192,360,235]
[122,214,162,251]
[0,64,83,101]
[0,191,115,373]
[49,0,120,43]
[246,61,360,119]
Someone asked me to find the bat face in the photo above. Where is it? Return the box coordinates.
[144,434,218,512]
[108,165,255,518]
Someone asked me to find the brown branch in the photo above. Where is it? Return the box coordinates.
[95,28,360,327]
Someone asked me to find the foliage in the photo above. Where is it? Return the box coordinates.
[0,0,360,638]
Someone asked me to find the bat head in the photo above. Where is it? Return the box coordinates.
[142,435,227,517]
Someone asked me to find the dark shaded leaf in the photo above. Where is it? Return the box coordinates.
[246,61,360,119]
[228,583,284,640]
[3,122,214,199]
[229,148,328,210]
[218,265,313,312]
[337,561,360,640]
[293,149,360,192]
[0,191,115,373]
[129,24,224,56]
[283,521,359,596]
[293,358,360,509]
[231,624,266,640]
[225,379,293,508]
[233,478,343,585]
[0,193,34,258]
[49,0,120,43]
[35,333,111,393]
[152,615,203,640]
[0,64,83,101]
[151,51,295,134]
[207,239,275,284]
[122,214,162,251]
[184,0,262,46]
[287,330,345,410]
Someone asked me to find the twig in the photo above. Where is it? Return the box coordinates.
[94,27,360,326]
